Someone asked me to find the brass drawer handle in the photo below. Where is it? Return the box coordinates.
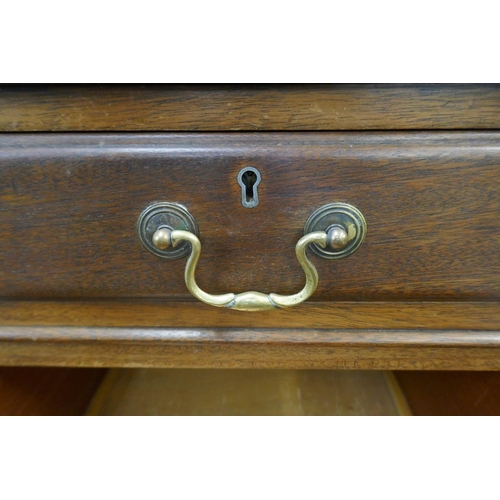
[139,202,366,312]
[154,229,329,311]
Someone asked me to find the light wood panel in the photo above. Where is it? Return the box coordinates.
[87,369,409,416]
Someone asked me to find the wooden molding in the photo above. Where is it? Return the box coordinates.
[1,84,500,131]
[1,326,499,370]
[1,301,499,330]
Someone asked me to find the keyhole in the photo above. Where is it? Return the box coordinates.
[237,167,261,208]
[242,171,257,199]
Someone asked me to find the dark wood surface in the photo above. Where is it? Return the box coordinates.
[1,326,499,370]
[0,367,106,415]
[1,85,500,131]
[2,298,499,368]
[395,371,500,415]
[2,300,498,368]
[1,133,499,302]
[1,85,499,372]
[1,301,498,330]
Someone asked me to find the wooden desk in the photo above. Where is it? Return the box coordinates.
[0,84,499,370]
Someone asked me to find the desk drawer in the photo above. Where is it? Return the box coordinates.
[0,132,499,303]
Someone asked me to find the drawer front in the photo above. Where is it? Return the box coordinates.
[0,132,499,302]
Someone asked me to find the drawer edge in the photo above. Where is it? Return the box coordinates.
[1,326,499,370]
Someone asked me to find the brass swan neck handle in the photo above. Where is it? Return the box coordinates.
[140,202,366,312]
[152,227,345,312]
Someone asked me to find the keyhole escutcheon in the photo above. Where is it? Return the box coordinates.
[237,167,261,208]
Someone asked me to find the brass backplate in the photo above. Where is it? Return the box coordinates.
[138,202,198,259]
[304,203,367,259]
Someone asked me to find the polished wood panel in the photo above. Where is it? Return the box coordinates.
[87,369,407,416]
[3,301,498,369]
[1,85,500,131]
[1,326,499,369]
[395,371,500,415]
[0,367,106,415]
[1,133,499,302]
[1,301,499,330]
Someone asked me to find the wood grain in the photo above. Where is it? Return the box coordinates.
[1,301,498,330]
[87,369,405,416]
[1,326,499,370]
[1,85,500,131]
[3,300,497,369]
[1,133,499,302]
[2,86,499,372]
[395,371,500,415]
[0,367,106,415]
